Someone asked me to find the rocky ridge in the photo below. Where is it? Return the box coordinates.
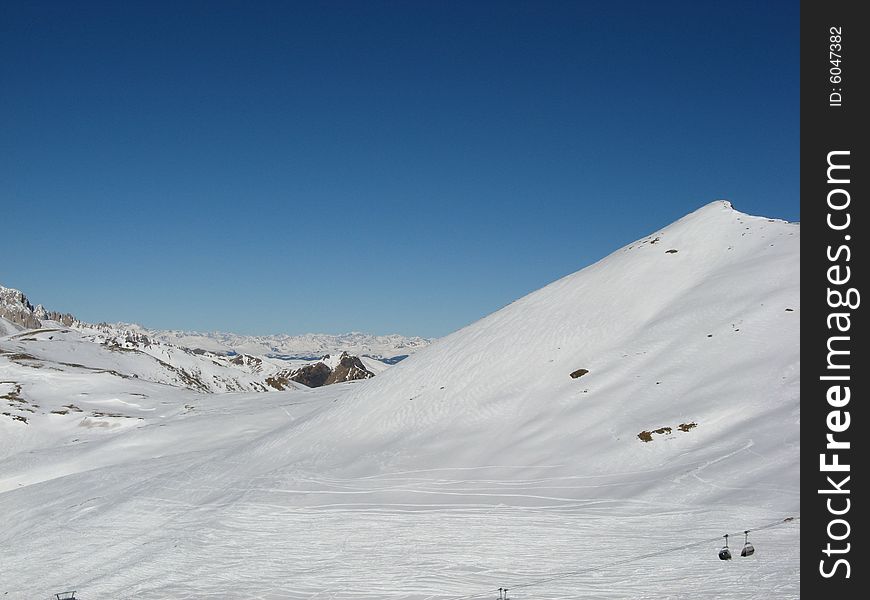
[0,286,79,330]
[0,284,413,393]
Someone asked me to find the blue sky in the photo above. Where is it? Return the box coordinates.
[1,1,798,338]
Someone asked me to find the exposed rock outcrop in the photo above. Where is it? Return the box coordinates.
[0,286,78,330]
[287,362,333,388]
[325,352,374,385]
[266,352,374,390]
[0,287,43,329]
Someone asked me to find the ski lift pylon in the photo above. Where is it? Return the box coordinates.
[741,530,755,557]
[718,533,732,560]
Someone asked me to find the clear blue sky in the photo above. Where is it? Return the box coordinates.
[1,1,798,338]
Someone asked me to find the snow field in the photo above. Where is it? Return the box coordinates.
[1,202,799,598]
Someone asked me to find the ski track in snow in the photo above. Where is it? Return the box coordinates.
[1,471,799,599]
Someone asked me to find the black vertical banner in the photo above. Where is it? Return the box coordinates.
[803,0,867,596]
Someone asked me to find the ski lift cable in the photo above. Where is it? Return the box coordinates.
[447,516,799,600]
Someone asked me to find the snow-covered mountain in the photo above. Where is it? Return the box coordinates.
[0,286,80,332]
[118,326,433,360]
[0,284,431,360]
[0,284,428,393]
[0,202,799,599]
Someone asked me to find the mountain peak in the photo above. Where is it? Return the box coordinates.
[324,203,799,506]
[0,285,42,330]
[0,284,79,330]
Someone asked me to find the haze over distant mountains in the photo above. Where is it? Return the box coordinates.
[1,285,431,359]
[119,326,432,361]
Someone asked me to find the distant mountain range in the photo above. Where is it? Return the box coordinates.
[1,283,432,393]
[1,285,431,359]
[115,325,432,361]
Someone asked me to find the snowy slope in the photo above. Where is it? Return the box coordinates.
[0,202,799,599]
[1,283,428,396]
[318,200,800,508]
[0,316,23,337]
[0,327,302,395]
[0,322,396,396]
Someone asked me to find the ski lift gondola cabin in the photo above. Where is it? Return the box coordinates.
[741,530,755,557]
[718,534,732,560]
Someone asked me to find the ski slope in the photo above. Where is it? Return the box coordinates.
[0,202,799,598]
